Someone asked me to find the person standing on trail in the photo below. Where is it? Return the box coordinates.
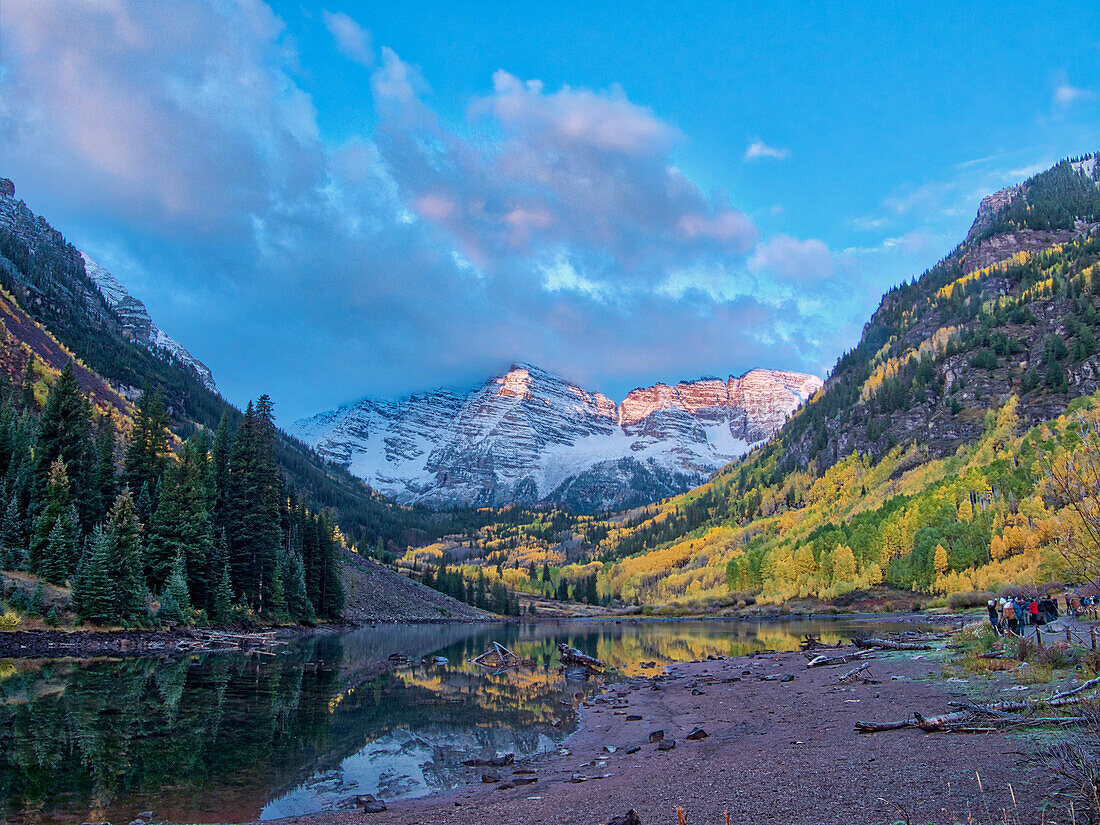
[987,599,1001,635]
[1029,599,1039,625]
[1003,599,1018,636]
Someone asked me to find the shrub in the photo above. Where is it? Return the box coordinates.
[0,611,19,630]
[45,606,59,627]
[947,590,996,609]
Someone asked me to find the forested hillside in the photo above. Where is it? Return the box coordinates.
[415,153,1100,609]
[0,178,519,554]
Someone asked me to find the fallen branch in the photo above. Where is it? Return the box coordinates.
[471,642,535,670]
[806,649,873,668]
[1048,675,1100,702]
[839,662,872,682]
[558,643,605,674]
[853,638,932,651]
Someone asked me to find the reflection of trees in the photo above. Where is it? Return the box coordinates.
[0,647,346,824]
[0,618,934,824]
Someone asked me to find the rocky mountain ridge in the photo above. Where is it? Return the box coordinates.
[0,178,215,392]
[293,364,822,512]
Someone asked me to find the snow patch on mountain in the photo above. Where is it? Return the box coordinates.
[80,252,217,392]
[294,363,822,512]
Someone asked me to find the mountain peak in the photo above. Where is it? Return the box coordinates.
[293,364,822,512]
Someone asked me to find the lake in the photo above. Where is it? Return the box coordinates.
[0,617,945,824]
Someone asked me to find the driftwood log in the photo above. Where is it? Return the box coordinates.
[470,642,535,671]
[857,692,1100,733]
[558,643,605,674]
[852,637,932,651]
[806,648,874,668]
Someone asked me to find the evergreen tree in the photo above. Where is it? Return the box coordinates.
[71,525,117,624]
[33,362,93,525]
[124,387,169,496]
[0,495,23,570]
[157,552,192,625]
[89,414,119,528]
[30,460,77,582]
[108,490,149,623]
[210,562,234,624]
[282,549,315,622]
[225,398,282,613]
[210,412,232,539]
[146,436,215,600]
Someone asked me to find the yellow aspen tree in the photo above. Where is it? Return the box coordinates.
[933,544,949,578]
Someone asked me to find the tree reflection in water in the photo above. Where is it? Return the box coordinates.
[0,618,936,823]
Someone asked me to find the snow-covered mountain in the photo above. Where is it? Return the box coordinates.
[79,252,217,392]
[293,364,822,512]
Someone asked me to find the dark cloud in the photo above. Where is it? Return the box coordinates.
[1,0,845,421]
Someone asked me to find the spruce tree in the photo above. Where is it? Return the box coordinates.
[210,562,234,624]
[109,489,149,623]
[225,398,283,613]
[146,437,214,600]
[30,460,76,582]
[33,362,93,526]
[124,387,169,496]
[158,552,192,625]
[283,549,315,621]
[72,525,117,624]
[0,495,23,570]
[89,414,119,528]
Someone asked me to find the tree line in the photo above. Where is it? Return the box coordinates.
[0,360,343,626]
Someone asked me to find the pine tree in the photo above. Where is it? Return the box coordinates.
[21,356,37,409]
[210,412,232,539]
[283,549,315,622]
[158,552,192,625]
[124,387,169,496]
[30,460,76,582]
[210,562,234,624]
[72,525,117,624]
[33,362,92,526]
[89,414,119,528]
[109,490,149,623]
[225,398,283,613]
[146,437,215,600]
[0,495,23,570]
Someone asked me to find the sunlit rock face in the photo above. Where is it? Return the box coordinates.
[293,363,822,513]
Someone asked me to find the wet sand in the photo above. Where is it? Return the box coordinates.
[254,643,1055,825]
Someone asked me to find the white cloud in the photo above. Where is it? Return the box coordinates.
[743,139,789,162]
[1054,83,1095,108]
[323,10,373,67]
[749,235,833,284]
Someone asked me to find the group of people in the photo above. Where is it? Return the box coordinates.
[986,595,1059,637]
[1065,592,1100,619]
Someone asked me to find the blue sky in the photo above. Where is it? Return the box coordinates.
[2,1,1099,421]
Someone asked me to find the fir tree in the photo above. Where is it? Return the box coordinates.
[282,549,315,622]
[108,489,149,623]
[33,362,93,524]
[0,495,23,570]
[72,524,117,624]
[30,460,77,582]
[210,562,234,624]
[146,437,215,599]
[158,552,192,625]
[124,387,169,496]
[89,414,119,528]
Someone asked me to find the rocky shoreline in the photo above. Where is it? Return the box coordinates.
[249,639,1052,825]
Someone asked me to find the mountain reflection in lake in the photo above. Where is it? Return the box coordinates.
[0,617,942,824]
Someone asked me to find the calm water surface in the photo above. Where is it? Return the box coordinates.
[0,617,942,824]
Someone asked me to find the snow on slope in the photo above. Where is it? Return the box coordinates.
[294,364,822,512]
[80,252,217,392]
